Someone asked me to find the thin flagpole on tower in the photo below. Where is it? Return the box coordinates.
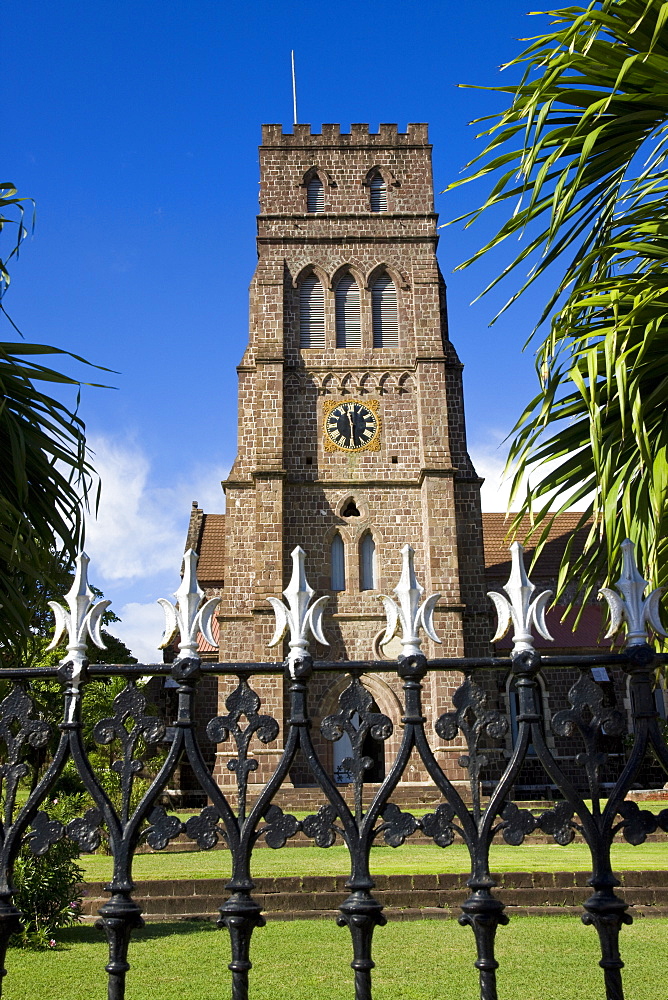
[291,50,298,125]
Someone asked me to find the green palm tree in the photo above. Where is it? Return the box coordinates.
[1,183,103,661]
[451,0,668,614]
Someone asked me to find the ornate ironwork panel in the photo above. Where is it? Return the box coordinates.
[0,540,666,1000]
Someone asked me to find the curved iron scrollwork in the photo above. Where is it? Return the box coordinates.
[206,678,280,822]
[0,540,667,1000]
[551,669,626,803]
[320,676,392,822]
[0,686,51,828]
[92,681,165,826]
[435,673,508,822]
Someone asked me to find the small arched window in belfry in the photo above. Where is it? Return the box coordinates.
[307,176,324,212]
[371,273,398,347]
[331,534,345,591]
[335,274,361,348]
[342,498,360,517]
[359,533,376,591]
[369,173,387,212]
[299,274,325,348]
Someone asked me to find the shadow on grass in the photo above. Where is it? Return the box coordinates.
[54,920,219,948]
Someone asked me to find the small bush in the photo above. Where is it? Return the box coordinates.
[11,796,86,950]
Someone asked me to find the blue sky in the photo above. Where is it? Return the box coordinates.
[3,1,562,659]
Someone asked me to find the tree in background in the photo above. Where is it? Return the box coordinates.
[451,0,668,612]
[0,183,106,661]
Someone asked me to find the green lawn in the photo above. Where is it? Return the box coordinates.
[5,917,668,1000]
[78,840,668,883]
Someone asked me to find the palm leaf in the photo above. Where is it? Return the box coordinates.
[0,190,110,662]
[450,0,668,631]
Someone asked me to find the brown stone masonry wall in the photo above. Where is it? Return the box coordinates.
[212,123,487,786]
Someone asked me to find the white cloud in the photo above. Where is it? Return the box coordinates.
[469,440,517,513]
[77,433,228,661]
[469,435,591,514]
[84,434,226,582]
[114,601,167,664]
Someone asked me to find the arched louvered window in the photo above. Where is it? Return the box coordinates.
[335,274,361,348]
[371,274,398,347]
[331,534,345,591]
[307,176,324,212]
[369,174,387,212]
[299,275,325,348]
[359,533,376,591]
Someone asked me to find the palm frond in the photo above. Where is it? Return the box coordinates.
[450,0,668,622]
[0,190,108,661]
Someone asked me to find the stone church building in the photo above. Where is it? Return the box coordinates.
[183,123,666,797]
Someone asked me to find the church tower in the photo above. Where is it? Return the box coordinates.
[216,123,489,787]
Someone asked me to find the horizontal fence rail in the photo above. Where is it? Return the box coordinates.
[0,543,667,1000]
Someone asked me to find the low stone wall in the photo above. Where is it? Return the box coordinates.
[79,870,668,922]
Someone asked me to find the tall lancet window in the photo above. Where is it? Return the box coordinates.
[331,534,346,591]
[299,275,325,348]
[307,176,324,212]
[335,274,361,348]
[369,173,387,212]
[359,533,376,591]
[371,274,398,347]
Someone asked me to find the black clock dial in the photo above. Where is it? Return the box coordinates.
[325,401,379,451]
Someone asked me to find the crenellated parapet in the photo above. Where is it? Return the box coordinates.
[261,123,430,146]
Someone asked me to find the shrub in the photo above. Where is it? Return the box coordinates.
[11,796,86,950]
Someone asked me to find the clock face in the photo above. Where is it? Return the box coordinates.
[324,400,380,451]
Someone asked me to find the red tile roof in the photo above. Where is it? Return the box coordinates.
[196,513,225,584]
[483,512,592,579]
[197,611,219,656]
[493,604,605,651]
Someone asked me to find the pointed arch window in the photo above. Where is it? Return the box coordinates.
[307,176,324,212]
[335,274,361,348]
[371,274,398,347]
[359,533,376,591]
[369,173,387,212]
[299,274,325,348]
[331,534,345,591]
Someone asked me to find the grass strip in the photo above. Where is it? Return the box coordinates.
[79,840,668,883]
[5,917,668,1000]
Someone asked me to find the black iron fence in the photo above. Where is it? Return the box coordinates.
[0,542,667,1000]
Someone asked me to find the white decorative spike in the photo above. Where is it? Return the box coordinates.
[158,549,220,659]
[47,552,110,666]
[599,539,667,647]
[267,546,329,677]
[379,544,441,658]
[487,541,553,654]
[47,553,110,718]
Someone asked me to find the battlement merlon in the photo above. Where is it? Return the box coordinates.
[261,123,430,146]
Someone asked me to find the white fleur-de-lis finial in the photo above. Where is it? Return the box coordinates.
[158,549,219,659]
[47,553,110,714]
[599,539,667,647]
[379,544,441,658]
[267,546,329,677]
[47,552,110,668]
[488,541,553,654]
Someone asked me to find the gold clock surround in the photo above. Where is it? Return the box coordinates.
[323,398,381,452]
